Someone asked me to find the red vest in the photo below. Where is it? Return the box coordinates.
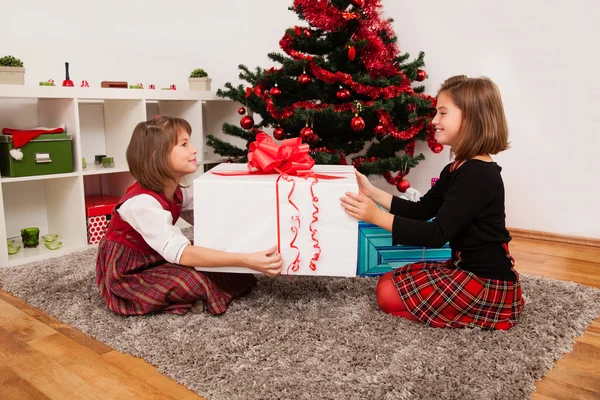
[104,183,183,254]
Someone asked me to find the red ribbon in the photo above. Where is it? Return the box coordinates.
[248,133,314,175]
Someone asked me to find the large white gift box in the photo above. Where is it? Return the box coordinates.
[193,163,359,276]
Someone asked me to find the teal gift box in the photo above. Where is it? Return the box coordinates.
[357,221,452,276]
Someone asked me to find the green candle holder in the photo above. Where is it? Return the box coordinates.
[21,227,40,248]
[102,157,114,168]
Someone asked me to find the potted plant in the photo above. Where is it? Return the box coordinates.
[0,56,25,85]
[188,68,211,91]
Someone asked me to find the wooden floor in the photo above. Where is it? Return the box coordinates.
[1,237,599,400]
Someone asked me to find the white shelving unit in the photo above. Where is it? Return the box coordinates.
[0,85,241,267]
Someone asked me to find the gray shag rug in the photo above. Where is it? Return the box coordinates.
[1,247,600,400]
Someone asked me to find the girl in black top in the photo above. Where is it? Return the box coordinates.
[341,75,524,330]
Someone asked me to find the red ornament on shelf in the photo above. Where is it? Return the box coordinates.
[351,115,365,132]
[347,46,356,61]
[336,88,351,100]
[416,70,427,82]
[298,73,311,85]
[300,126,314,141]
[270,84,282,96]
[374,124,386,137]
[237,107,246,115]
[240,116,254,130]
[396,179,411,193]
[273,127,286,140]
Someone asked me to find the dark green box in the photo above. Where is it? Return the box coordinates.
[0,133,74,177]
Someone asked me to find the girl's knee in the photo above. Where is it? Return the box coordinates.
[376,278,402,314]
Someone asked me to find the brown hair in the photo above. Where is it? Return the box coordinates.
[438,75,509,161]
[126,116,192,192]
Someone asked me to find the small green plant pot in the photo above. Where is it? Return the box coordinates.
[44,241,63,251]
[42,234,59,243]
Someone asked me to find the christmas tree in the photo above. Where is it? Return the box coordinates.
[208,0,443,191]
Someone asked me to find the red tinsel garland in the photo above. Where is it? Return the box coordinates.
[292,0,399,78]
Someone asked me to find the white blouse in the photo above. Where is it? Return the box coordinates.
[117,186,194,264]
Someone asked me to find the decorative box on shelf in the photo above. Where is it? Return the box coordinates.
[193,163,359,277]
[357,221,452,276]
[85,195,121,244]
[0,133,73,177]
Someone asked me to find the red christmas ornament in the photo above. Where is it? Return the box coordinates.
[416,70,427,82]
[309,133,319,144]
[347,46,356,61]
[304,29,312,38]
[396,179,411,193]
[240,116,254,130]
[336,88,351,100]
[273,127,286,140]
[351,115,365,132]
[237,107,246,115]
[298,73,311,85]
[269,84,281,96]
[270,84,281,96]
[374,124,386,137]
[352,0,365,6]
[300,126,314,141]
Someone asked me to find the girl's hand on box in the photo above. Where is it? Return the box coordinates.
[355,170,376,198]
[244,245,283,277]
[340,192,380,224]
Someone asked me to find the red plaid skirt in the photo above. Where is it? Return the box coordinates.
[391,261,525,330]
[96,238,256,316]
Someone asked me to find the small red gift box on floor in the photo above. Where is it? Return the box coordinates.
[85,195,121,244]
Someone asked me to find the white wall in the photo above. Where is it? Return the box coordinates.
[2,0,598,238]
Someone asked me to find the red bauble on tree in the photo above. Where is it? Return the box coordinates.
[240,116,254,130]
[351,115,365,132]
[374,124,385,137]
[347,46,356,61]
[273,127,286,140]
[416,70,427,82]
[336,88,351,100]
[303,29,311,38]
[309,133,319,144]
[396,179,411,193]
[298,73,311,85]
[352,0,365,6]
[237,107,245,115]
[270,84,281,96]
[300,126,314,141]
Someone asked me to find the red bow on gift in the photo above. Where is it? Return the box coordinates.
[248,133,314,176]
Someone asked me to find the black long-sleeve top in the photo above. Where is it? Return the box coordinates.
[391,160,515,281]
